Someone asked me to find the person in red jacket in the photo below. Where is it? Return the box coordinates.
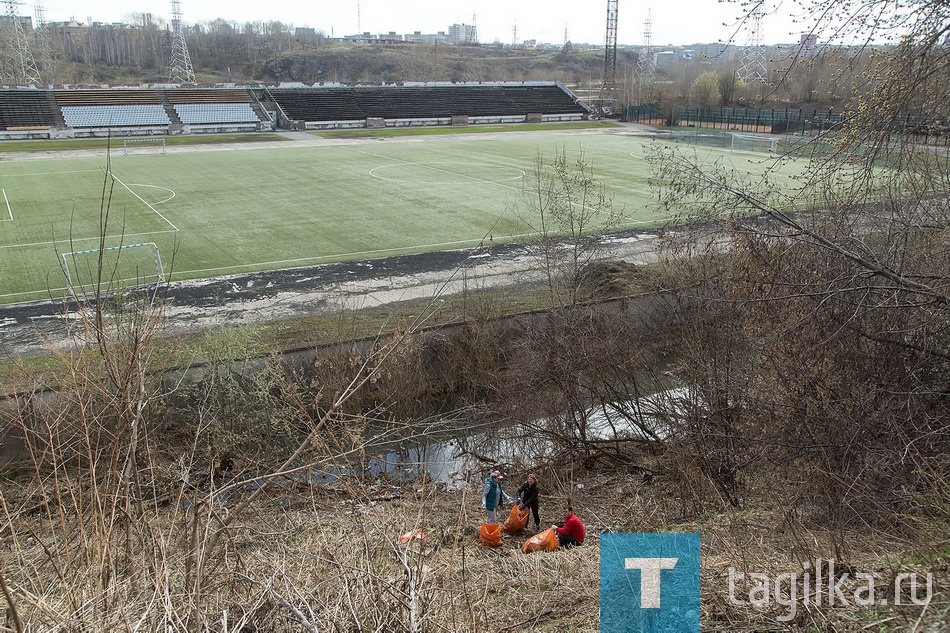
[553,503,585,548]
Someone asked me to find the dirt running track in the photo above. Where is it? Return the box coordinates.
[0,230,662,358]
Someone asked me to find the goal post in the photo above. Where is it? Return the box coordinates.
[60,242,166,298]
[731,133,778,154]
[122,137,167,156]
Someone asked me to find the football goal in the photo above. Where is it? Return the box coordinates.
[123,137,167,156]
[731,133,778,154]
[60,242,166,299]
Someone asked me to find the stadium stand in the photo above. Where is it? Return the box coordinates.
[52,89,170,129]
[60,104,171,128]
[163,89,261,125]
[268,82,589,128]
[0,89,58,130]
[0,83,584,138]
[173,103,259,124]
[163,88,263,125]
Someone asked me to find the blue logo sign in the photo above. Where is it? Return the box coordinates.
[600,533,700,633]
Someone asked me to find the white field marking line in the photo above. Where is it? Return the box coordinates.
[1,189,11,221]
[354,146,624,218]
[126,183,176,205]
[171,222,674,279]
[0,229,178,250]
[356,145,669,222]
[0,168,102,177]
[178,239,495,276]
[111,174,179,231]
[1,284,71,300]
[368,162,525,185]
[351,147,526,192]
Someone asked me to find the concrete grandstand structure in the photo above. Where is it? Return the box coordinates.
[0,82,591,139]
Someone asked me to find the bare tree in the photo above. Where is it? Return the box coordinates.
[645,0,949,533]
[516,147,623,307]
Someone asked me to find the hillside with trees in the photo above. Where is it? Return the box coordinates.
[36,18,863,111]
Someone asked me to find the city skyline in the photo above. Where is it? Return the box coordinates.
[37,0,814,47]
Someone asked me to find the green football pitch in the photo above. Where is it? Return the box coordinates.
[0,130,802,303]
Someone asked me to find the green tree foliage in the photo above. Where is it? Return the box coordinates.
[688,71,722,107]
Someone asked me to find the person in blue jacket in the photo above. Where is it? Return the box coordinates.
[482,470,513,524]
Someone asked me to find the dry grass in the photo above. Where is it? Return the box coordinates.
[2,462,945,632]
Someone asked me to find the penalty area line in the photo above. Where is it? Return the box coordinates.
[176,237,503,277]
[1,189,11,221]
[111,173,180,232]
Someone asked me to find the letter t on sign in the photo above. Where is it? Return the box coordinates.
[624,558,679,608]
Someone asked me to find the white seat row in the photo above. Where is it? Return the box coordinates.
[62,105,171,128]
[174,103,259,124]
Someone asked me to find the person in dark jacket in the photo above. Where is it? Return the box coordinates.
[516,473,541,531]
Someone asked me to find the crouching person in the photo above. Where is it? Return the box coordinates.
[553,503,585,548]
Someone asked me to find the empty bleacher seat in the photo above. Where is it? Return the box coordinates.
[269,83,588,125]
[61,104,171,128]
[174,103,260,124]
[0,89,57,129]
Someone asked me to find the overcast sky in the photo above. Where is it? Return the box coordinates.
[38,0,811,47]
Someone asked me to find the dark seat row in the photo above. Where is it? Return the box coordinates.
[270,83,588,123]
[163,88,253,104]
[54,89,163,105]
[0,90,57,129]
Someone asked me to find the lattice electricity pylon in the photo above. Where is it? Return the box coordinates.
[1,0,40,85]
[636,9,657,104]
[736,4,768,84]
[32,0,52,82]
[598,0,619,112]
[168,0,195,84]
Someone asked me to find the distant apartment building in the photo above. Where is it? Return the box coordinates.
[448,23,477,45]
[0,14,34,32]
[345,31,405,44]
[295,27,318,44]
[403,31,449,45]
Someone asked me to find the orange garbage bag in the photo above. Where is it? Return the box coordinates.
[501,505,530,534]
[521,527,559,554]
[479,522,503,547]
[399,528,425,544]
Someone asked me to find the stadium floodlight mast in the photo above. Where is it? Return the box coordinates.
[598,0,619,115]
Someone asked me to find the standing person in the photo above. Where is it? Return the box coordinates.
[482,470,513,524]
[516,473,541,531]
[553,503,585,548]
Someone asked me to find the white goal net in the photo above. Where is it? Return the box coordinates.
[61,242,166,299]
[123,137,167,156]
[731,133,778,154]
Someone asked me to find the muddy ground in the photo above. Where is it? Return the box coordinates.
[0,219,662,358]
